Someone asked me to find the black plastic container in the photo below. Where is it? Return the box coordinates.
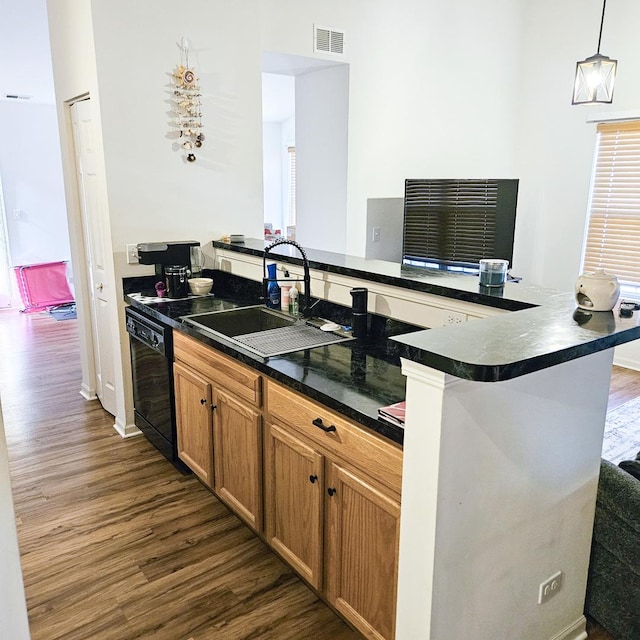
[350,287,369,341]
[165,265,189,298]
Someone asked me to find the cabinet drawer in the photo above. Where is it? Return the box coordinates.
[174,332,261,406]
[266,380,402,496]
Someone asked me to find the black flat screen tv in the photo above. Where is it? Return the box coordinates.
[402,178,519,272]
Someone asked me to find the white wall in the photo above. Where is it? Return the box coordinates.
[296,64,349,252]
[89,0,265,256]
[514,0,640,368]
[0,398,30,640]
[397,350,614,639]
[262,122,283,230]
[259,0,640,368]
[260,0,523,256]
[49,0,639,297]
[365,197,403,262]
[0,101,70,268]
[262,72,295,234]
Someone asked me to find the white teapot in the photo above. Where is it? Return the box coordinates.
[575,268,620,311]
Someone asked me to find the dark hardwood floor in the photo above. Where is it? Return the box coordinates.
[607,364,640,410]
[0,311,360,640]
[1,311,637,639]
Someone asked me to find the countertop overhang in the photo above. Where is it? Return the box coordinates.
[213,239,640,382]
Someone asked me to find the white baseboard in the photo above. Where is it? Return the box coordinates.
[113,417,141,438]
[79,383,97,401]
[613,354,640,372]
[550,616,587,640]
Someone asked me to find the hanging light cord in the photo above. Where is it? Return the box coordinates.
[597,0,607,54]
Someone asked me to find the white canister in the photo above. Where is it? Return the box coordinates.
[575,268,620,311]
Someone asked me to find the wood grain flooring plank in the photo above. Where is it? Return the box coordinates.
[1,313,361,639]
[607,364,640,410]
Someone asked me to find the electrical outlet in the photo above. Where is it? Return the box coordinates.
[126,243,139,264]
[372,226,381,243]
[538,571,563,605]
[445,311,466,325]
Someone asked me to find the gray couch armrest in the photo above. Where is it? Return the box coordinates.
[595,459,640,567]
[585,459,640,640]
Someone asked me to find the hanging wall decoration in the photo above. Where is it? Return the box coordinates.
[171,37,204,162]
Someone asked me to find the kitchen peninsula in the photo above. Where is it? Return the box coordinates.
[126,239,640,640]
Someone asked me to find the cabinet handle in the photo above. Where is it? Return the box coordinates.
[312,417,336,433]
[200,398,207,405]
[327,487,336,497]
[211,404,217,411]
[309,474,318,484]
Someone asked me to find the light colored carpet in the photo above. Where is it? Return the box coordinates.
[603,396,640,463]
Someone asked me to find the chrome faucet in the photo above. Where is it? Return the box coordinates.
[263,239,311,316]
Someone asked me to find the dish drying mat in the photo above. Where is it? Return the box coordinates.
[234,324,352,357]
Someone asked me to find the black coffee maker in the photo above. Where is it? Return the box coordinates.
[137,241,200,299]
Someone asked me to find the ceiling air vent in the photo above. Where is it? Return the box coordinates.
[5,94,31,101]
[314,25,344,55]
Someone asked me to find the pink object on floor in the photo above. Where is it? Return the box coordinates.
[13,262,75,313]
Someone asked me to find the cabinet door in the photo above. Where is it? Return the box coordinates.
[264,422,324,589]
[325,462,401,640]
[212,387,263,531]
[174,361,214,487]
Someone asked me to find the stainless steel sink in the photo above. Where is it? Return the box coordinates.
[184,305,296,337]
[181,305,353,357]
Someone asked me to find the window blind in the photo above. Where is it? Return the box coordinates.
[287,146,296,227]
[583,121,640,290]
[403,179,517,267]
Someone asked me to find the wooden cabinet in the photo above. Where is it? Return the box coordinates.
[173,330,402,638]
[325,462,401,640]
[265,380,402,640]
[174,361,214,487]
[213,387,262,530]
[264,422,324,589]
[174,332,263,532]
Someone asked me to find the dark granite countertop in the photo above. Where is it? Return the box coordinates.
[212,238,640,382]
[212,238,556,311]
[124,274,409,446]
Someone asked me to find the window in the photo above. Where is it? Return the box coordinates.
[583,121,640,300]
[287,146,296,228]
[402,178,518,271]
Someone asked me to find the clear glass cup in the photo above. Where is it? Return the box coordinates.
[479,259,508,287]
[190,246,203,277]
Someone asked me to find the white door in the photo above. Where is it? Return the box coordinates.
[71,99,116,416]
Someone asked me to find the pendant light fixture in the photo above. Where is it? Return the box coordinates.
[572,0,617,105]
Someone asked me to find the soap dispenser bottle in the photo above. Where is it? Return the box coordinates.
[289,285,299,317]
[266,263,280,309]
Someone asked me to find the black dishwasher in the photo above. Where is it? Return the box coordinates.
[125,307,188,472]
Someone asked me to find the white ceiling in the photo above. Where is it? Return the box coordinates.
[0,0,56,105]
[261,51,346,124]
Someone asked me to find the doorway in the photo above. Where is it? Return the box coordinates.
[261,52,350,254]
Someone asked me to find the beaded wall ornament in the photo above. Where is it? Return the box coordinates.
[172,37,204,163]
